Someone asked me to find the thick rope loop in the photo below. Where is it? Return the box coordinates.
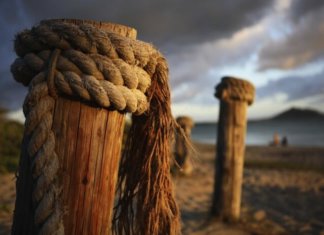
[12,49,152,115]
[12,20,161,115]
[15,20,157,72]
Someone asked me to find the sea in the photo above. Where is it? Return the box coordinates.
[191,119,324,147]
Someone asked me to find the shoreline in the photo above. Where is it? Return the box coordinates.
[194,141,324,148]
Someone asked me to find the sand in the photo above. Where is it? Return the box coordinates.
[0,144,324,235]
[175,143,324,235]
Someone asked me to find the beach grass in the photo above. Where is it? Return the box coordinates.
[0,118,23,174]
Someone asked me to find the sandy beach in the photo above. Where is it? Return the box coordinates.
[1,144,324,235]
[175,143,324,235]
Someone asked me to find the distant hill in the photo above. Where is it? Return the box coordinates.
[195,107,324,125]
[269,107,324,121]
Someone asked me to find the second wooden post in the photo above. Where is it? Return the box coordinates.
[174,116,194,175]
[211,76,255,222]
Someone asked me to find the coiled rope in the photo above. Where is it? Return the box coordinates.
[215,76,255,105]
[11,19,180,235]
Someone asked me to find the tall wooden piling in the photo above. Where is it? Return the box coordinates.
[11,19,136,235]
[11,19,180,235]
[211,76,255,222]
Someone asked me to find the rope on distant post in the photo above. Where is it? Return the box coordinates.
[214,76,255,105]
[12,20,180,235]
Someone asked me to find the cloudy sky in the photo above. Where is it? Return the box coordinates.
[0,0,323,122]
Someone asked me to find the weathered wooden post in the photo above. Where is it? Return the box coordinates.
[211,76,255,222]
[11,19,179,235]
[174,116,194,175]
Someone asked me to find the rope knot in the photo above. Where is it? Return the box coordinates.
[215,76,255,105]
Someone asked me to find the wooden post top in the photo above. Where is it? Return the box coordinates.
[176,116,194,128]
[41,19,137,39]
[214,76,255,105]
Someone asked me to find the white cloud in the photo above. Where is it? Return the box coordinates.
[169,20,268,103]
[172,103,219,122]
[258,5,324,70]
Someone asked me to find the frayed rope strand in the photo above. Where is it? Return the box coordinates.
[113,57,180,235]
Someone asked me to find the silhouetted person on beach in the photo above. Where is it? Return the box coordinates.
[281,136,288,146]
[271,132,280,146]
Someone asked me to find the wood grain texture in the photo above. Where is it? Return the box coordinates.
[53,97,125,235]
[211,100,248,222]
[12,20,133,235]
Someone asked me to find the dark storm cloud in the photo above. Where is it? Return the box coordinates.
[171,74,218,104]
[0,0,274,110]
[256,69,324,102]
[22,0,274,48]
[0,69,27,109]
[168,21,268,103]
[290,0,324,22]
[0,0,31,110]
[258,0,324,70]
